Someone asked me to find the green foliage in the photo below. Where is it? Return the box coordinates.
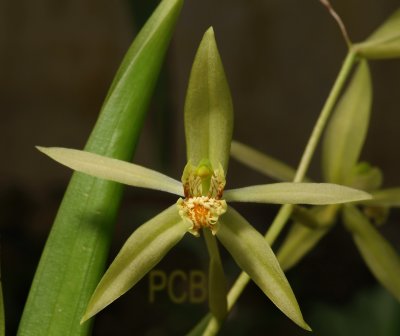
[0,275,4,336]
[18,0,184,335]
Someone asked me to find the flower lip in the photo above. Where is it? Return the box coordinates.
[178,161,227,235]
[177,196,227,236]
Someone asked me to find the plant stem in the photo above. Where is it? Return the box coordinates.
[202,50,357,335]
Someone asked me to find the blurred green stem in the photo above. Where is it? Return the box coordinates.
[203,50,357,335]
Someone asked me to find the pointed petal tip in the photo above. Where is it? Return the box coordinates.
[35,145,46,152]
[205,26,215,35]
[79,313,90,325]
[303,321,312,332]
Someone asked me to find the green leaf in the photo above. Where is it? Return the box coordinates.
[184,27,233,173]
[277,206,338,271]
[217,207,311,331]
[0,272,4,336]
[224,182,371,205]
[230,141,299,182]
[360,188,400,207]
[322,60,372,184]
[354,8,400,59]
[82,205,190,322]
[203,229,227,321]
[343,206,400,302]
[37,147,183,196]
[18,1,184,335]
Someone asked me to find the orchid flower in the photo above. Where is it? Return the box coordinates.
[37,27,371,330]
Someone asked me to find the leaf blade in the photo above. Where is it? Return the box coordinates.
[0,273,4,336]
[18,1,184,335]
[184,27,233,172]
[217,207,311,331]
[224,182,371,205]
[83,205,190,321]
[37,147,183,196]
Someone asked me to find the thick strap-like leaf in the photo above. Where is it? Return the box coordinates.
[343,206,400,302]
[360,187,400,207]
[18,1,184,335]
[184,27,233,172]
[322,61,372,184]
[0,274,4,336]
[230,141,298,182]
[37,147,183,196]
[224,182,371,205]
[82,205,190,322]
[216,207,311,331]
[354,8,400,59]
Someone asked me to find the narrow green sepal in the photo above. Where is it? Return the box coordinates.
[230,141,299,182]
[37,147,183,196]
[353,8,400,59]
[360,188,400,207]
[322,60,372,184]
[224,182,371,205]
[184,27,233,173]
[203,229,228,321]
[217,207,311,331]
[82,205,190,322]
[277,205,338,271]
[343,205,400,302]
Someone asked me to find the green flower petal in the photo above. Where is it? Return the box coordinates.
[82,205,190,322]
[37,147,183,196]
[354,8,400,59]
[224,182,371,205]
[184,27,233,172]
[322,60,372,184]
[230,141,299,182]
[203,229,227,321]
[343,206,400,302]
[360,188,400,207]
[277,206,338,271]
[216,207,311,331]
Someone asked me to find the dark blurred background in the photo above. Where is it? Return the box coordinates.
[1,0,400,335]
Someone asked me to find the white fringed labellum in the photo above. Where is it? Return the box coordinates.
[177,161,227,235]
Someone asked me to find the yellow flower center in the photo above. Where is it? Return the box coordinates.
[177,196,227,236]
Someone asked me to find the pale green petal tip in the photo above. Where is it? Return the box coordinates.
[36,145,48,154]
[204,26,215,38]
